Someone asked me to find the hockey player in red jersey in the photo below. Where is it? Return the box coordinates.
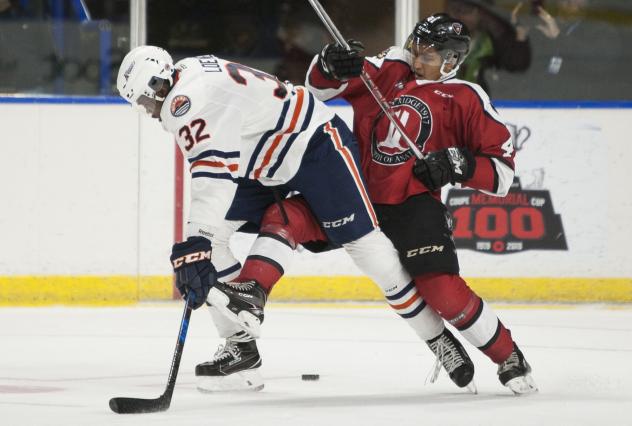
[201,13,536,395]
[300,13,537,394]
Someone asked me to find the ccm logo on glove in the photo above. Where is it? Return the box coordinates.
[171,250,211,268]
[170,236,217,310]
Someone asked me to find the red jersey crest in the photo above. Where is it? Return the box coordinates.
[371,95,432,165]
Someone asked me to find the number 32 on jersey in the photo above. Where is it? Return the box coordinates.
[179,118,210,151]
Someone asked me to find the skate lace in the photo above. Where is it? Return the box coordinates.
[226,280,256,291]
[426,335,464,384]
[212,341,241,361]
[498,350,520,374]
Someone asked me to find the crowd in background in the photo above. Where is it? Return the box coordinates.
[0,0,630,99]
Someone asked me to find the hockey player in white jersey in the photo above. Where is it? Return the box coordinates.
[117,45,474,392]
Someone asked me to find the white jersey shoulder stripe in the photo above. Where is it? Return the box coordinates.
[365,46,411,70]
[443,78,506,125]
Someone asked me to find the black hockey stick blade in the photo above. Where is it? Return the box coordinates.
[109,395,170,414]
[109,295,193,414]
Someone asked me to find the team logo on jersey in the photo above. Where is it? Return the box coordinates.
[371,95,432,165]
[170,95,191,117]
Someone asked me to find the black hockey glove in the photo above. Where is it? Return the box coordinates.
[170,236,217,310]
[413,147,476,192]
[318,39,365,81]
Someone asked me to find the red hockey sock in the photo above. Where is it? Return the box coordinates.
[414,272,514,364]
[234,257,283,294]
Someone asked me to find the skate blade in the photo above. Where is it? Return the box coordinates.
[506,374,538,395]
[208,288,262,338]
[197,369,264,393]
[466,380,478,394]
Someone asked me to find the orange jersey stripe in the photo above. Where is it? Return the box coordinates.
[191,160,238,172]
[324,122,379,227]
[254,88,305,179]
[389,292,421,310]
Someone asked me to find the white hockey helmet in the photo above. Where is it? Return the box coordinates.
[117,45,174,116]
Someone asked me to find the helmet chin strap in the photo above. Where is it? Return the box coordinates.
[439,60,459,80]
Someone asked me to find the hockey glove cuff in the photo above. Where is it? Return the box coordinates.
[413,147,476,191]
[317,39,365,81]
[170,236,217,310]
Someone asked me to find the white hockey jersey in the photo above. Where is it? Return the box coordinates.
[160,55,335,238]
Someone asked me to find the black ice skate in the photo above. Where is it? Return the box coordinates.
[195,331,264,392]
[207,280,267,338]
[497,344,538,395]
[426,328,476,392]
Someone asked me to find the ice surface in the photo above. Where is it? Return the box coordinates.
[1,303,631,425]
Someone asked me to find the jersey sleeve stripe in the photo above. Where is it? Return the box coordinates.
[306,56,348,100]
[492,154,514,171]
[468,88,505,126]
[491,158,514,196]
[446,80,506,127]
[191,171,238,182]
[324,121,379,228]
[253,88,306,179]
[190,160,239,172]
[384,58,411,67]
[189,149,240,163]
[365,58,381,70]
[266,92,315,178]
[476,157,514,197]
[490,157,499,193]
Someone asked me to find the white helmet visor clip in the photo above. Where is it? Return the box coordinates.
[132,75,171,118]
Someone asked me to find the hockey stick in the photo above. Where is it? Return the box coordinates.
[109,294,193,414]
[306,0,424,160]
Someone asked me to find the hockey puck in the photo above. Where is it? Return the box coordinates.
[301,374,320,381]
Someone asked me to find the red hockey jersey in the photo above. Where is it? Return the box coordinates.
[306,47,515,205]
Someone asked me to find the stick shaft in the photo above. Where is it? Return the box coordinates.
[162,294,193,400]
[306,0,424,160]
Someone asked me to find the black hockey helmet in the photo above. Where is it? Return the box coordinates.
[406,13,471,68]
